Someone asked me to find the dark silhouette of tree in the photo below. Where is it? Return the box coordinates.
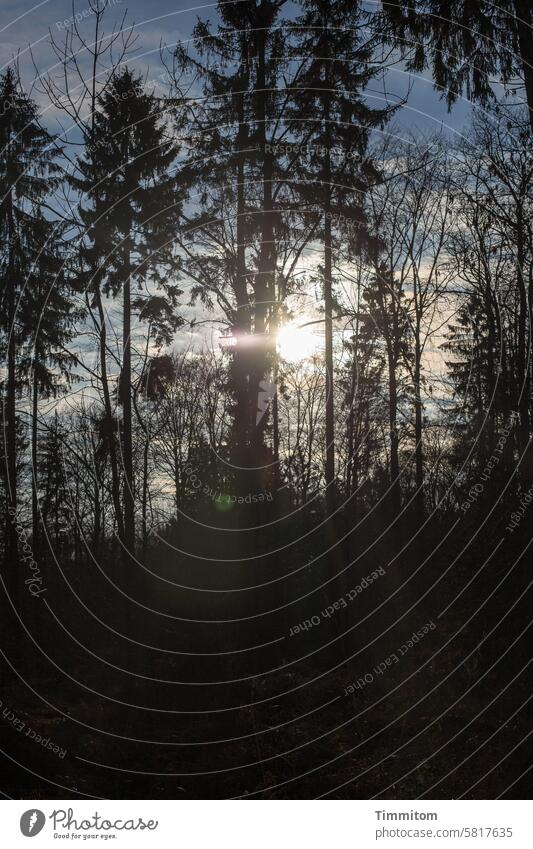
[0,67,60,574]
[381,0,533,133]
[42,0,139,566]
[286,0,391,512]
[74,69,183,559]
[19,217,82,562]
[445,108,533,482]
[338,259,385,520]
[172,23,255,475]
[174,0,293,499]
[364,136,453,521]
[363,261,411,517]
[37,411,69,556]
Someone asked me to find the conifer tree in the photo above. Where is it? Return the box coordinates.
[286,0,391,511]
[363,262,411,516]
[381,0,533,133]
[74,69,182,557]
[19,217,81,561]
[0,67,61,571]
[175,1,290,490]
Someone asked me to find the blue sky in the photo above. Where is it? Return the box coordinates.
[0,0,476,140]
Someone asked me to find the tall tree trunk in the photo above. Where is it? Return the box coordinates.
[5,203,18,570]
[141,435,149,562]
[73,475,80,566]
[94,285,124,541]
[513,0,533,134]
[252,25,275,481]
[173,441,181,512]
[413,334,424,522]
[324,196,335,513]
[485,282,497,456]
[232,67,252,477]
[388,350,401,516]
[346,394,355,497]
[121,255,135,558]
[92,465,101,560]
[31,365,40,562]
[323,15,336,513]
[323,13,335,515]
[272,351,280,488]
[515,209,531,481]
[54,424,60,550]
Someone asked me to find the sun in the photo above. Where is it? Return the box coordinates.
[276,321,323,363]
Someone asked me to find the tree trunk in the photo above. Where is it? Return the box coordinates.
[323,13,335,515]
[324,201,335,513]
[95,285,124,541]
[5,203,18,571]
[485,281,497,456]
[31,366,40,562]
[231,70,252,478]
[92,465,101,560]
[141,435,149,562]
[413,336,424,522]
[252,26,275,483]
[515,208,531,480]
[272,352,280,490]
[388,350,401,516]
[514,0,533,134]
[173,441,181,512]
[121,256,135,558]
[73,475,80,566]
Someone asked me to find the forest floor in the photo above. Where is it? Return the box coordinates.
[1,510,532,799]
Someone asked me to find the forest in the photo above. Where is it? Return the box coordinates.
[0,0,532,799]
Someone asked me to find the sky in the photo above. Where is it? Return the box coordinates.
[0,0,480,405]
[0,0,476,141]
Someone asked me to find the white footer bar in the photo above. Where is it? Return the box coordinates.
[2,800,530,847]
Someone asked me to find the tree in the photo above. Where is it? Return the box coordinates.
[19,217,81,560]
[0,67,61,571]
[37,412,69,555]
[42,0,139,565]
[74,69,183,558]
[365,136,454,519]
[444,108,533,481]
[279,355,326,504]
[381,0,533,133]
[286,0,391,512]
[362,260,411,517]
[338,254,385,520]
[175,1,291,487]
